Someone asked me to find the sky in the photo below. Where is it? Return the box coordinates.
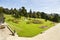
[0,0,60,14]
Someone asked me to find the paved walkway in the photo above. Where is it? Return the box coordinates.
[33,23,60,40]
[7,23,60,40]
[0,23,60,40]
[0,24,12,40]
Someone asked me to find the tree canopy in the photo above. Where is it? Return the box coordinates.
[0,6,60,22]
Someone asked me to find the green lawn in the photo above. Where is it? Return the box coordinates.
[4,14,55,37]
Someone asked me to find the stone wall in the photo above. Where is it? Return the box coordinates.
[0,13,5,24]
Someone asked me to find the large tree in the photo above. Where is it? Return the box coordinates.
[13,8,20,18]
[36,11,41,18]
[28,9,32,18]
[52,14,59,22]
[21,7,27,17]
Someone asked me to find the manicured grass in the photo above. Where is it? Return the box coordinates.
[4,14,55,37]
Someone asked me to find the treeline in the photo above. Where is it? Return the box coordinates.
[0,7,60,22]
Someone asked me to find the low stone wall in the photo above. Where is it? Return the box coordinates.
[6,25,16,36]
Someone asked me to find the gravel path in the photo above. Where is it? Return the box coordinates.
[7,23,60,40]
[33,23,60,40]
[1,23,60,40]
[0,24,12,40]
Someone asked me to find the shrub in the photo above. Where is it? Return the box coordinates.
[12,19,19,23]
[28,18,31,20]
[7,19,12,21]
[32,20,43,24]
[26,21,31,24]
[40,26,48,29]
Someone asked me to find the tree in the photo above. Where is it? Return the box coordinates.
[41,12,47,19]
[18,8,21,16]
[10,8,14,14]
[13,8,20,18]
[0,6,60,22]
[0,7,4,13]
[52,14,59,22]
[21,7,27,17]
[36,11,41,18]
[29,9,32,18]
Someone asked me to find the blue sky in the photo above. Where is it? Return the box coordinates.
[0,0,60,14]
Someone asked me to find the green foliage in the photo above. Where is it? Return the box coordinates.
[40,26,48,29]
[26,21,31,24]
[28,9,32,18]
[52,14,60,22]
[0,6,60,22]
[12,19,18,23]
[0,7,4,13]
[32,20,43,24]
[5,15,54,37]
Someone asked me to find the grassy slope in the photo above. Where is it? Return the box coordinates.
[4,14,54,37]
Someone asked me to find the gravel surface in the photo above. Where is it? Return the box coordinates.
[7,23,60,40]
[1,23,60,40]
[33,23,60,40]
[0,25,12,40]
